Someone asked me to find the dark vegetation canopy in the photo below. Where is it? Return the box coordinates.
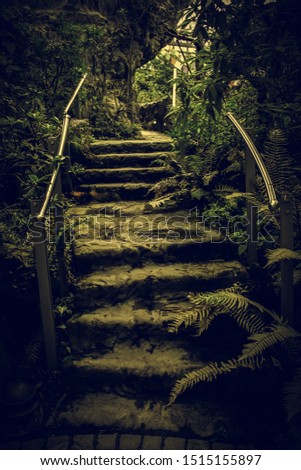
[0,0,301,448]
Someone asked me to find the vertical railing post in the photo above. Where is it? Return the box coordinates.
[54,169,69,297]
[244,135,258,265]
[47,137,68,298]
[65,142,73,193]
[30,200,57,370]
[280,194,294,325]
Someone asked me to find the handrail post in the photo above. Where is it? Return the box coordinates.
[54,169,69,297]
[244,132,258,266]
[30,200,57,370]
[47,138,68,297]
[65,142,73,193]
[280,194,294,325]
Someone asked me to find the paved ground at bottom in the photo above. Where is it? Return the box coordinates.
[0,432,253,450]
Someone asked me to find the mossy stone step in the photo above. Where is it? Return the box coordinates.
[90,139,173,154]
[68,200,147,217]
[65,340,204,392]
[79,182,153,201]
[72,234,235,274]
[52,391,228,439]
[75,260,247,308]
[67,299,190,351]
[77,167,173,184]
[84,151,175,169]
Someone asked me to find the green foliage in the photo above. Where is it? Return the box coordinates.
[240,324,301,361]
[185,0,301,133]
[169,357,264,406]
[265,249,301,269]
[135,53,173,104]
[168,283,269,336]
[168,281,301,420]
[284,368,301,423]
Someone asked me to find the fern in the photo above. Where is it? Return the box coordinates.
[168,307,204,333]
[263,128,294,194]
[168,282,301,405]
[168,283,274,336]
[169,362,229,405]
[265,248,301,268]
[214,184,238,195]
[169,357,265,404]
[194,311,216,335]
[284,368,301,422]
[202,170,218,186]
[240,324,301,360]
[225,191,260,207]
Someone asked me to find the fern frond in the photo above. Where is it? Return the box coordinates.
[230,310,266,334]
[263,128,294,194]
[193,310,216,335]
[225,192,260,207]
[203,170,218,186]
[223,160,242,174]
[168,362,229,404]
[214,185,237,195]
[284,368,301,422]
[168,307,202,333]
[169,356,265,404]
[240,324,301,360]
[146,194,174,209]
[265,248,301,268]
[188,283,273,333]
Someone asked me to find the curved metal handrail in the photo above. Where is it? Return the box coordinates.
[37,73,87,220]
[226,112,279,210]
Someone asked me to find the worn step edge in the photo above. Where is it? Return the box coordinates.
[90,140,173,154]
[75,260,247,307]
[82,152,175,169]
[67,299,188,351]
[78,182,153,202]
[72,238,236,274]
[50,391,228,440]
[77,167,173,184]
[65,341,204,389]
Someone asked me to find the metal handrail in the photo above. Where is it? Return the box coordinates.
[226,111,294,326]
[37,73,87,220]
[226,112,279,210]
[30,73,87,370]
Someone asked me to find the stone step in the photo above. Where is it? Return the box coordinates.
[72,234,235,274]
[75,260,247,308]
[67,298,243,355]
[65,340,204,392]
[67,298,191,352]
[77,167,173,184]
[78,182,153,201]
[90,139,173,155]
[84,151,175,169]
[68,201,154,218]
[51,391,229,441]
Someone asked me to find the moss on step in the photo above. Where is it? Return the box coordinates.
[78,167,173,184]
[79,182,153,201]
[75,260,247,308]
[90,139,172,154]
[53,392,228,438]
[84,152,176,169]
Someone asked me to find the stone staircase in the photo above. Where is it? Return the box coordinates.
[53,132,249,449]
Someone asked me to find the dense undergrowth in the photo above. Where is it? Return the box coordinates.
[133,1,301,434]
[1,0,301,446]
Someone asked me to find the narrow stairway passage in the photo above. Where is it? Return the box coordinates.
[51,131,252,449]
